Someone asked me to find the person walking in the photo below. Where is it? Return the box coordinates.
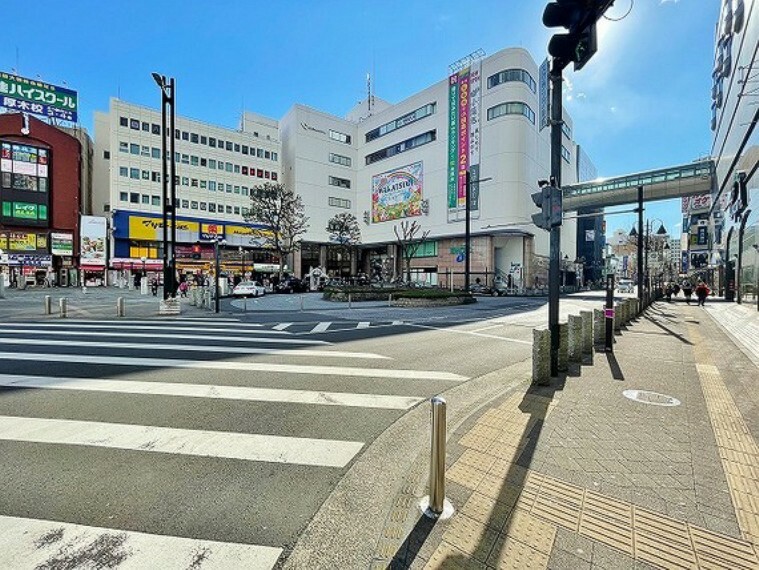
[682,280,693,305]
[150,278,159,296]
[695,281,710,307]
[178,280,188,298]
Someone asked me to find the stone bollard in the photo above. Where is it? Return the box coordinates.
[532,328,550,385]
[614,304,622,332]
[44,295,52,315]
[558,322,568,372]
[580,311,593,355]
[593,309,604,345]
[189,288,196,306]
[0,276,5,299]
[59,298,67,318]
[568,315,583,363]
[117,297,125,317]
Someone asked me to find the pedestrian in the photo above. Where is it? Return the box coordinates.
[695,281,710,307]
[673,283,680,297]
[150,278,159,296]
[682,280,693,305]
[178,280,188,297]
[665,283,673,302]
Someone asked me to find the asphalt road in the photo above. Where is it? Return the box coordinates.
[0,290,625,568]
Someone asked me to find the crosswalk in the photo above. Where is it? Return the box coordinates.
[0,316,464,567]
[264,320,406,334]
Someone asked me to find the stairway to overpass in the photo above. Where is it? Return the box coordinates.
[563,158,715,211]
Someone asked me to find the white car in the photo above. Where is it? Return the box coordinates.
[232,281,266,297]
[617,279,634,293]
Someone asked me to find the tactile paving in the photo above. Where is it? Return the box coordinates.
[633,507,697,569]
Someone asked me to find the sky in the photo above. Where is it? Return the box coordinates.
[1,0,719,240]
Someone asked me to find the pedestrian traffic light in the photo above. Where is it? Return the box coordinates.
[191,242,201,260]
[543,1,613,71]
[532,183,552,231]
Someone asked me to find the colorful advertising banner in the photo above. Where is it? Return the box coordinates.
[127,215,200,240]
[0,72,78,122]
[50,232,74,256]
[447,61,483,222]
[9,232,36,251]
[371,161,423,223]
[200,223,225,240]
[80,216,107,266]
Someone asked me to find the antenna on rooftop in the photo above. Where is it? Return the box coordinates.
[367,72,372,112]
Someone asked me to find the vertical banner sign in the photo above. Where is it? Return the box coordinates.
[457,68,470,211]
[80,216,107,266]
[539,58,550,131]
[447,74,459,216]
[468,59,482,218]
[447,61,483,223]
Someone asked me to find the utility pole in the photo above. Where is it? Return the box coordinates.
[637,186,644,311]
[548,63,562,377]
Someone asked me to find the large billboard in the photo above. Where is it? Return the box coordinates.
[447,60,482,222]
[0,72,78,122]
[371,161,423,223]
[80,216,107,266]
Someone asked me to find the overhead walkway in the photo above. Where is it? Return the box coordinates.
[563,159,715,211]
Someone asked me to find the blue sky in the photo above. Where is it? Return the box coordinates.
[1,0,718,238]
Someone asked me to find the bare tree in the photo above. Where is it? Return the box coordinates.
[326,213,361,275]
[245,182,310,278]
[394,220,430,283]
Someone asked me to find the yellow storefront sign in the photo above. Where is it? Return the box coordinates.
[226,224,274,239]
[128,216,199,240]
[9,232,37,251]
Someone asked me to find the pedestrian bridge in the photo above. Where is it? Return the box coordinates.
[563,159,715,211]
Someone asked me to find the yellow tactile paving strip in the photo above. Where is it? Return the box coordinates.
[425,389,759,569]
[690,325,759,548]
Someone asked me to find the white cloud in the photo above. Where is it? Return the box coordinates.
[660,0,680,4]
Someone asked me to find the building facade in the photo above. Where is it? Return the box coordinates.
[0,113,85,287]
[710,0,758,306]
[282,47,583,288]
[93,101,283,282]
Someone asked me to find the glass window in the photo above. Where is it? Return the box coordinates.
[130,143,139,155]
[225,141,233,151]
[242,145,249,155]
[271,172,278,181]
[181,154,189,164]
[191,201,198,209]
[234,143,240,152]
[141,145,150,157]
[191,179,199,187]
[151,123,161,135]
[200,135,207,145]
[209,203,217,213]
[233,206,240,215]
[234,164,240,174]
[200,180,207,189]
[152,196,161,206]
[200,202,207,210]
[119,167,128,177]
[120,191,128,201]
[200,158,207,167]
[141,170,150,180]
[264,171,270,179]
[487,69,537,93]
[328,197,351,209]
[119,141,128,153]
[272,152,278,162]
[226,205,232,213]
[182,176,189,186]
[225,163,233,173]
[365,103,436,142]
[226,184,232,193]
[191,133,199,143]
[257,148,263,158]
[209,137,216,148]
[209,181,216,192]
[130,168,140,179]
[264,150,271,159]
[181,199,189,208]
[182,131,189,141]
[209,159,216,169]
[486,101,535,124]
[234,185,240,194]
[242,166,248,175]
[257,168,263,177]
[151,172,160,182]
[365,130,436,165]
[329,153,351,167]
[242,186,248,196]
[130,119,140,130]
[217,139,224,149]
[561,145,571,163]
[130,192,139,203]
[141,194,150,204]
[142,122,150,132]
[119,117,128,127]
[151,147,161,159]
[191,156,199,166]
[329,129,352,144]
[328,175,351,189]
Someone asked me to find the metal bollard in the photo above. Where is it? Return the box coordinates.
[389,293,393,307]
[44,295,51,315]
[300,294,304,312]
[117,297,125,317]
[421,396,454,519]
[59,298,67,318]
[348,293,352,310]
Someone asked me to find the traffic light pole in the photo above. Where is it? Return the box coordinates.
[637,186,644,312]
[548,62,563,377]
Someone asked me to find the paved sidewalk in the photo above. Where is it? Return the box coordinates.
[361,301,759,569]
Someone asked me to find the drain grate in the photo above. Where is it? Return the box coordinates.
[622,390,681,407]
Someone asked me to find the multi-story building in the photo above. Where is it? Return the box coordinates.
[93,100,282,281]
[0,113,88,287]
[282,47,583,287]
[710,0,758,305]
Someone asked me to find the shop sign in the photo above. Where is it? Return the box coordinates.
[51,232,74,256]
[9,232,36,251]
[128,215,199,240]
[200,223,225,240]
[80,216,106,266]
[0,71,78,122]
[7,254,52,266]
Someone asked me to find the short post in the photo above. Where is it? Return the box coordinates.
[421,396,453,519]
[614,303,622,332]
[0,276,5,299]
[348,293,352,310]
[568,315,583,363]
[532,328,550,385]
[117,297,125,317]
[189,288,196,306]
[593,309,604,345]
[59,297,67,318]
[558,322,568,372]
[449,268,454,292]
[300,294,304,312]
[580,310,592,355]
[388,293,393,307]
[44,295,51,315]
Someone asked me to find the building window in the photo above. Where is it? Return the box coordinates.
[130,119,140,130]
[200,135,207,145]
[365,130,436,165]
[209,137,216,148]
[152,196,161,206]
[209,159,216,169]
[487,69,537,93]
[119,141,128,153]
[191,156,199,166]
[120,191,128,201]
[226,205,232,213]
[119,167,128,177]
[225,141,233,151]
[486,101,535,124]
[242,166,248,175]
[209,181,216,192]
[191,179,199,187]
[182,131,189,141]
[151,172,160,182]
[200,180,207,189]
[119,117,128,127]
[562,123,571,139]
[142,122,150,132]
[242,186,248,196]
[328,197,351,209]
[151,147,161,159]
[191,201,198,209]
[130,143,139,155]
[271,152,278,162]
[130,192,139,203]
[200,202,207,210]
[141,170,150,180]
[561,145,571,163]
[329,129,352,144]
[257,148,263,158]
[141,194,150,204]
[234,143,240,152]
[271,172,278,181]
[328,175,351,189]
[256,168,263,177]
[234,185,240,194]
[225,163,233,173]
[151,123,161,135]
[365,103,436,142]
[182,176,189,186]
[181,154,189,164]
[226,184,232,193]
[329,153,352,167]
[141,145,150,157]
[264,171,270,179]
[242,145,249,155]
[181,199,189,208]
[233,206,240,215]
[209,203,216,213]
[234,164,240,174]
[191,133,199,143]
[130,168,140,179]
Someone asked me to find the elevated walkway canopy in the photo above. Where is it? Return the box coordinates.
[563,159,715,211]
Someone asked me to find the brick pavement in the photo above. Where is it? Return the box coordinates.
[379,301,759,569]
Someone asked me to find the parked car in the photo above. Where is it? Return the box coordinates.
[617,279,634,293]
[232,280,266,297]
[275,277,308,294]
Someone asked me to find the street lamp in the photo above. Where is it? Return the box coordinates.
[239,246,245,281]
[152,72,176,300]
[214,237,227,313]
[140,256,147,295]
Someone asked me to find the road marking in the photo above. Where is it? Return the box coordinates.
[0,327,328,346]
[0,352,467,381]
[0,337,387,360]
[357,322,371,329]
[51,317,250,325]
[0,322,290,335]
[470,324,503,333]
[273,322,293,330]
[0,415,364,468]
[0,374,423,410]
[0,514,283,569]
[310,322,332,333]
[407,323,532,345]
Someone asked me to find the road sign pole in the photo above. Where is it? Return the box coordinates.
[548,62,563,377]
[605,273,615,352]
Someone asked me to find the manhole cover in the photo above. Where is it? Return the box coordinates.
[622,389,681,407]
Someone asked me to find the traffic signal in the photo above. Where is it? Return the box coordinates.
[532,185,552,231]
[543,1,612,71]
[191,242,201,260]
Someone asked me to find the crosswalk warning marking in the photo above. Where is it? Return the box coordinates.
[0,514,283,570]
[0,414,364,468]
[273,322,293,330]
[310,322,332,333]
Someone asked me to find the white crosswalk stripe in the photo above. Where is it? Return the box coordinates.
[0,321,290,335]
[0,515,283,569]
[273,322,293,330]
[310,321,332,333]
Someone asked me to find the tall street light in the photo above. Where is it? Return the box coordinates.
[239,246,245,281]
[152,72,176,300]
[214,236,227,313]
